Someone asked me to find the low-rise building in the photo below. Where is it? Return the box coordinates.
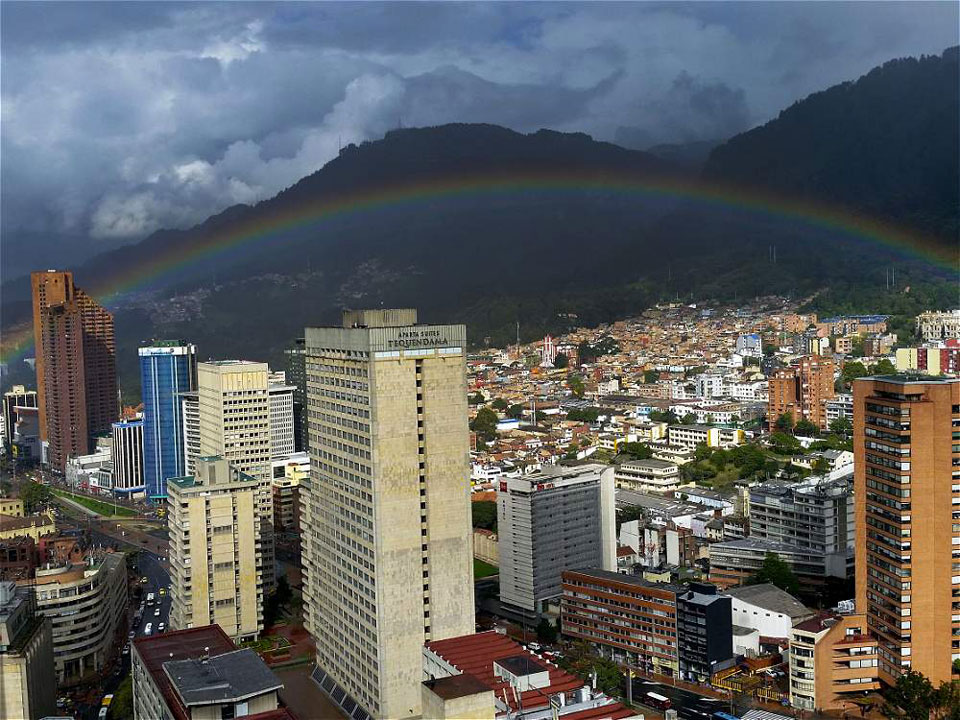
[0,581,55,720]
[724,583,814,642]
[0,513,55,542]
[614,459,682,492]
[708,538,848,590]
[667,425,743,450]
[132,624,294,720]
[677,582,733,682]
[28,551,126,684]
[0,499,24,517]
[789,613,879,713]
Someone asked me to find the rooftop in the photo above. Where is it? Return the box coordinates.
[423,673,491,700]
[165,649,282,706]
[619,459,677,470]
[724,583,812,620]
[565,567,683,594]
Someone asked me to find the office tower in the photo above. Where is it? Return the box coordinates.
[111,420,144,496]
[498,464,616,620]
[167,457,263,642]
[196,361,274,588]
[180,391,200,477]
[31,270,118,470]
[139,343,197,501]
[268,380,296,460]
[302,309,475,720]
[285,338,308,452]
[768,355,836,431]
[2,386,37,453]
[132,625,294,720]
[853,376,960,685]
[0,582,56,720]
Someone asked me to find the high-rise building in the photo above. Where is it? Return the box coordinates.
[0,581,56,720]
[2,386,37,453]
[179,391,200,477]
[302,309,475,720]
[139,343,197,501]
[196,361,274,588]
[31,270,118,470]
[768,355,836,431]
[853,376,960,685]
[112,420,144,496]
[498,464,616,620]
[676,582,733,682]
[285,338,307,452]
[167,457,263,642]
[268,380,296,460]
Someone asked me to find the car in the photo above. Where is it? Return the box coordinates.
[140,576,148,584]
[154,607,161,617]
[127,630,136,640]
[158,622,166,632]
[122,644,130,656]
[98,707,109,720]
[102,694,114,707]
[144,623,153,635]
[146,593,155,604]
[158,587,166,596]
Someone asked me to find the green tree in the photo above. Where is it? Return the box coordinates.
[567,407,600,423]
[648,409,680,424]
[681,413,697,425]
[536,617,558,645]
[470,408,499,442]
[491,398,509,411]
[748,552,800,595]
[794,419,819,436]
[643,369,661,384]
[870,358,897,375]
[20,481,51,513]
[694,444,714,462]
[553,352,569,369]
[830,416,852,436]
[883,669,936,720]
[506,404,524,420]
[620,442,653,460]
[468,392,484,405]
[471,501,497,531]
[775,412,795,432]
[568,375,585,399]
[769,432,801,455]
[111,675,134,720]
[842,360,869,386]
[812,456,832,475]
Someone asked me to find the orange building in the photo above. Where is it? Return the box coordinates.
[853,376,960,685]
[767,356,836,431]
[31,271,118,470]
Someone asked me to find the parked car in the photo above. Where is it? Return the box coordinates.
[158,622,166,633]
[154,607,160,617]
[144,623,153,636]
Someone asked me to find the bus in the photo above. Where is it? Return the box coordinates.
[713,712,740,720]
[645,692,672,710]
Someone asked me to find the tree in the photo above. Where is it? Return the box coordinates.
[471,501,497,531]
[643,369,661,384]
[812,456,832,475]
[468,392,484,405]
[567,407,600,423]
[842,360,869,386]
[491,398,509,411]
[648,409,680,424]
[553,352,569,369]
[681,413,697,425]
[20,481,51,513]
[883,669,936,720]
[536,617,558,644]
[620,442,653,460]
[871,358,897,375]
[830,416,852,436]
[568,375,585,399]
[507,404,524,420]
[769,432,801,455]
[111,676,134,720]
[775,412,795,432]
[470,408,499,442]
[748,552,800,595]
[794,419,819,436]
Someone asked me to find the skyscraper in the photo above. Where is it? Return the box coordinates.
[2,386,37,454]
[853,376,960,685]
[196,361,275,588]
[31,270,118,470]
[302,309,475,720]
[768,355,836,431]
[167,457,263,642]
[285,338,307,452]
[268,379,296,461]
[139,343,197,501]
[111,420,144,496]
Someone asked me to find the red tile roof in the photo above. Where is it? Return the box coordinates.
[426,631,598,714]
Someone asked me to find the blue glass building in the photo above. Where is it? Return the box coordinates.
[139,343,197,501]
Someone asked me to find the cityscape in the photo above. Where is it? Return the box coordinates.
[0,4,958,720]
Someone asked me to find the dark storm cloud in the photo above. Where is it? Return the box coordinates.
[1,1,956,253]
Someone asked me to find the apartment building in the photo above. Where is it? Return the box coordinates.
[2,386,37,454]
[916,310,960,342]
[0,581,55,720]
[895,345,960,376]
[789,613,879,712]
[768,356,835,431]
[167,457,263,642]
[269,380,296,460]
[196,361,275,589]
[561,569,681,677]
[614,458,682,492]
[853,376,960,685]
[667,424,743,450]
[28,551,126,684]
[498,464,616,619]
[132,624,293,720]
[0,499,24,518]
[825,394,854,425]
[302,309,475,720]
[271,452,308,534]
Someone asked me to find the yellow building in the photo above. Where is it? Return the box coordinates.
[0,498,24,517]
[167,457,263,643]
[0,582,55,720]
[0,513,55,542]
[302,309,475,720]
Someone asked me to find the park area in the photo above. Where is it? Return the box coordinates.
[474,558,498,578]
[52,488,138,517]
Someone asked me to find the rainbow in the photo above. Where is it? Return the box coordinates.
[2,170,956,364]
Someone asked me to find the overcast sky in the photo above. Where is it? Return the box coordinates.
[1,1,956,255]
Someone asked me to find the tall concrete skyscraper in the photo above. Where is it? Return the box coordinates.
[302,309,475,720]
[196,361,275,588]
[139,343,197,501]
[31,270,118,470]
[853,376,960,685]
[167,456,263,642]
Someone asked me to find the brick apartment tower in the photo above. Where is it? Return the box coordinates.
[31,270,118,470]
[768,355,836,431]
[853,376,960,685]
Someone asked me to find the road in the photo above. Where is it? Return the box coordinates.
[632,679,727,720]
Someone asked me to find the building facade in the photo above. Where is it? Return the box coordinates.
[498,464,616,618]
[0,582,55,720]
[2,386,37,454]
[268,381,296,460]
[167,457,263,642]
[139,343,197,501]
[179,391,200,477]
[768,356,836,431]
[285,337,308,453]
[614,459,681,492]
[853,376,960,685]
[302,309,475,720]
[112,420,144,495]
[676,583,733,682]
[197,361,275,589]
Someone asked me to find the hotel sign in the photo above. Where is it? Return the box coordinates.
[387,328,450,349]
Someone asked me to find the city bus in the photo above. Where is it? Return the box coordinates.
[713,712,740,720]
[645,692,672,710]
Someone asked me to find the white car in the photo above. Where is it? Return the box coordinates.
[154,607,161,617]
[158,622,166,633]
[144,623,153,636]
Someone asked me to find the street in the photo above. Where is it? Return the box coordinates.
[632,679,727,720]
